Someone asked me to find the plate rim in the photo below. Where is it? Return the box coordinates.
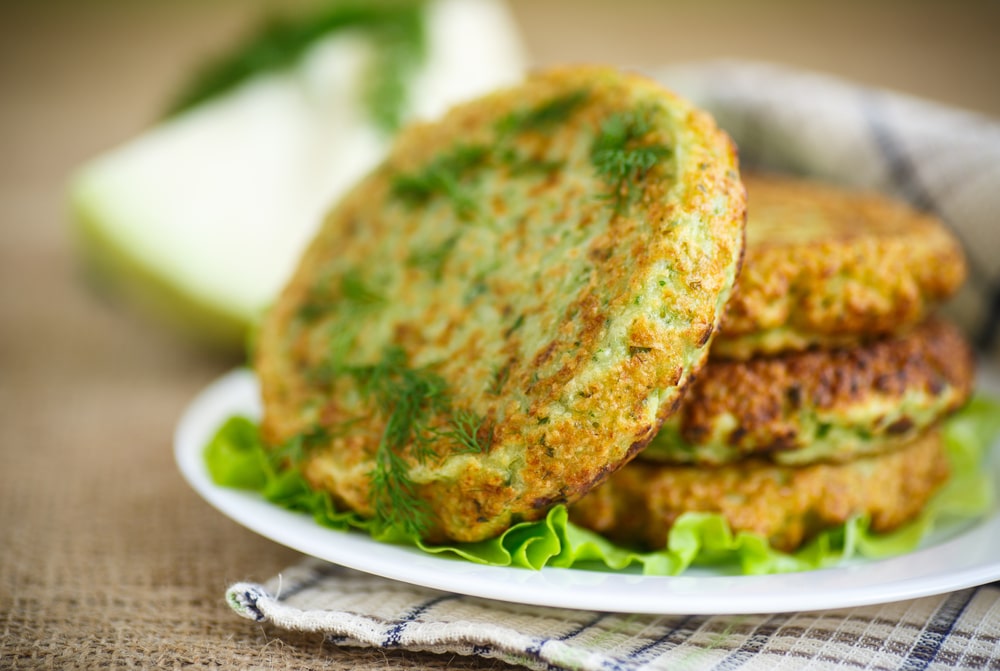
[175,367,1000,615]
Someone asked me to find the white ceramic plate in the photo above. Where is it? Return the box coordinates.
[175,368,1000,615]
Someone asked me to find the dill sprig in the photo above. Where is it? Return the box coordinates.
[341,346,450,537]
[340,268,386,306]
[321,345,496,536]
[297,267,384,323]
[436,408,493,454]
[391,144,490,220]
[391,91,594,219]
[487,363,511,395]
[369,439,430,536]
[590,105,672,214]
[405,233,460,281]
[165,1,426,132]
[496,88,590,136]
[363,8,426,132]
[492,89,589,176]
[273,424,332,468]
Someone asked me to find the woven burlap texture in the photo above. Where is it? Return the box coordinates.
[4,2,999,669]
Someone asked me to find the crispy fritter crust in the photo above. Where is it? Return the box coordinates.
[571,428,950,552]
[714,173,966,359]
[642,318,973,466]
[256,67,746,543]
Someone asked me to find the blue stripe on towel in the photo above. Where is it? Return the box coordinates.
[861,91,999,348]
[899,588,977,671]
[624,614,704,662]
[276,562,342,602]
[861,91,939,215]
[381,594,459,648]
[711,612,795,670]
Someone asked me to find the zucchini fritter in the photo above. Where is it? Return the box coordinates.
[714,173,966,359]
[256,67,746,543]
[642,318,973,466]
[571,428,950,553]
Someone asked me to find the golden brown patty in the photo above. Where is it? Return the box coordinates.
[714,173,966,359]
[571,427,950,553]
[256,67,746,543]
[641,318,973,466]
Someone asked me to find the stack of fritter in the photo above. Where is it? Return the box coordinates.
[257,67,974,555]
[571,173,974,552]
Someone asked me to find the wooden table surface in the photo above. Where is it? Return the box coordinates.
[2,1,997,668]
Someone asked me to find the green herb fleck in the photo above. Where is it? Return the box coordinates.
[488,363,511,395]
[497,147,564,176]
[340,269,386,306]
[497,89,590,136]
[391,144,490,220]
[297,267,384,323]
[296,294,328,323]
[165,1,426,132]
[406,234,460,281]
[503,314,525,339]
[590,105,671,214]
[299,268,389,384]
[389,90,592,219]
[273,424,330,466]
[437,408,493,454]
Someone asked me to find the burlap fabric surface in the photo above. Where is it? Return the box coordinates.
[3,3,1000,670]
[1,4,522,668]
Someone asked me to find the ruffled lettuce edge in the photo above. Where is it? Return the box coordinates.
[204,395,999,576]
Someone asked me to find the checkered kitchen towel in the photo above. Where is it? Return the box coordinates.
[225,63,1000,670]
[229,558,1000,670]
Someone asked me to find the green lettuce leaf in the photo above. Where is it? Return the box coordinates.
[204,396,999,576]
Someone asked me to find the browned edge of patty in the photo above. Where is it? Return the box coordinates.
[716,172,967,347]
[570,427,950,553]
[660,318,974,464]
